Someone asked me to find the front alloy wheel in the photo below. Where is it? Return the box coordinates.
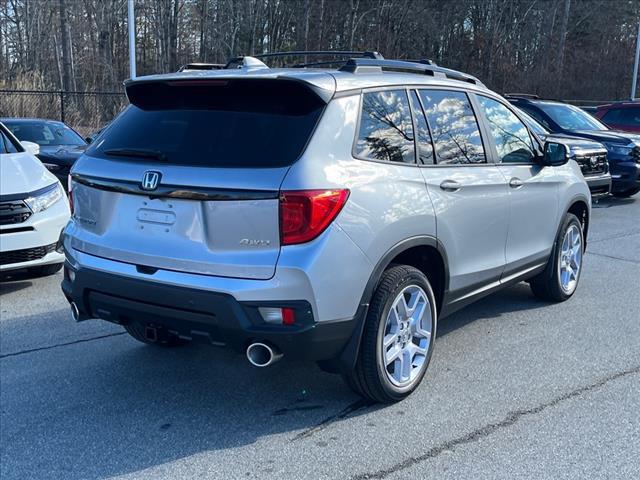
[558,224,582,295]
[530,212,584,302]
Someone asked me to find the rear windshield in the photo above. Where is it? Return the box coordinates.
[87,79,326,168]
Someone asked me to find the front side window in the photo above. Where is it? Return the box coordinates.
[418,90,485,165]
[478,96,535,164]
[354,90,415,164]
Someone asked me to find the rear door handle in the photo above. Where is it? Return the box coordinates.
[439,180,462,192]
[509,177,524,189]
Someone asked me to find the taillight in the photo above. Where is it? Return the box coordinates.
[279,189,349,245]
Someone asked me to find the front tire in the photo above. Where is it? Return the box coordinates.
[344,265,437,403]
[530,213,584,302]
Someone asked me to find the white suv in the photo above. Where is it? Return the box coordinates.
[0,122,70,276]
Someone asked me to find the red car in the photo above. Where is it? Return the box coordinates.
[594,101,640,133]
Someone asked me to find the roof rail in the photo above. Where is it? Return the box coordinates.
[503,93,541,100]
[339,58,484,86]
[225,50,384,69]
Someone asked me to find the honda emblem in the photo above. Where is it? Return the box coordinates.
[141,171,161,191]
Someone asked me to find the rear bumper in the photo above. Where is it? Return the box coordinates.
[60,262,358,361]
[584,172,612,198]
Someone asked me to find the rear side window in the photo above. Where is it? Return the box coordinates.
[354,90,415,164]
[418,90,485,165]
[88,79,325,168]
[477,96,535,164]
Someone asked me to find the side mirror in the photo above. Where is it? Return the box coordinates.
[542,141,569,166]
[85,136,93,144]
[21,141,40,156]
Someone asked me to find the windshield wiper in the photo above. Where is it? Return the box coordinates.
[103,148,167,161]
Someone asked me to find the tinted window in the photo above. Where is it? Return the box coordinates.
[5,121,85,146]
[418,90,485,165]
[478,96,535,163]
[89,80,325,168]
[603,107,640,126]
[409,90,434,165]
[515,107,548,136]
[0,129,19,153]
[538,103,608,131]
[518,106,551,130]
[355,90,415,164]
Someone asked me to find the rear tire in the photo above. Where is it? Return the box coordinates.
[530,213,584,302]
[612,187,640,198]
[124,323,188,347]
[344,265,437,403]
[29,263,63,277]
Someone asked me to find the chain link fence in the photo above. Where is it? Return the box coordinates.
[0,90,128,137]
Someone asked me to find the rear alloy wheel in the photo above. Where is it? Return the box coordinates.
[530,213,584,302]
[344,265,436,403]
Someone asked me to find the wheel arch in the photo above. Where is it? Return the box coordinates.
[566,197,590,249]
[336,236,449,372]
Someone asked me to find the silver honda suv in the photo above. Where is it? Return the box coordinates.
[61,53,590,403]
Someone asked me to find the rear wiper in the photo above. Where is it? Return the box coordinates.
[103,148,167,161]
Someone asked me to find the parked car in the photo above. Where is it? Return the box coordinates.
[593,101,640,133]
[0,122,70,276]
[515,107,611,197]
[1,118,88,187]
[61,54,591,403]
[506,96,640,197]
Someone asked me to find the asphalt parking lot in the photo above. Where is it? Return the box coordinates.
[1,195,639,480]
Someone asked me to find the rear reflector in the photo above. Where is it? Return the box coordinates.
[279,189,349,245]
[282,307,296,326]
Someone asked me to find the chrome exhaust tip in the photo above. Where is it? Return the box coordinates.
[246,342,283,367]
[70,302,80,321]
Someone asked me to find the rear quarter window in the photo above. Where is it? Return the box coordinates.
[354,89,416,164]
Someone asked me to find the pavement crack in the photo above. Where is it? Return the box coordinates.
[352,364,640,480]
[587,251,640,265]
[292,398,375,441]
[0,332,126,359]
[588,230,640,244]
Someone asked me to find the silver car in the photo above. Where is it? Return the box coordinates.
[61,54,590,403]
